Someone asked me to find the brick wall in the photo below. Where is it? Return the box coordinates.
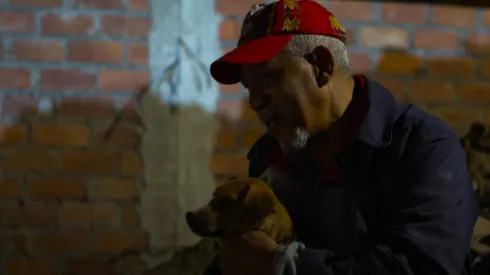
[1,0,490,274]
[213,0,490,181]
[0,0,149,274]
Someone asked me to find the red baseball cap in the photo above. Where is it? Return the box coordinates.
[210,0,346,85]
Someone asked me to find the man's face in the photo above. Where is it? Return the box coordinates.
[240,51,320,153]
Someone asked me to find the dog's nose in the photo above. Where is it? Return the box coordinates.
[185,211,199,229]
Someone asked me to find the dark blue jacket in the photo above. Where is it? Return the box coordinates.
[247,77,479,274]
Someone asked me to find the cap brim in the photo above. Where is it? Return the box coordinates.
[210,34,293,85]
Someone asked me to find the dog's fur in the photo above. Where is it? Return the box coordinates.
[460,122,490,203]
[186,177,293,245]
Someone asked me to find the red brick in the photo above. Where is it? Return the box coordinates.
[432,6,476,28]
[482,59,490,76]
[0,11,35,33]
[128,0,148,11]
[432,106,482,128]
[32,124,89,146]
[121,203,140,228]
[10,0,61,7]
[376,79,407,101]
[215,127,238,148]
[96,231,146,252]
[348,52,371,73]
[0,123,28,145]
[127,43,148,64]
[92,126,139,147]
[87,178,140,199]
[12,39,65,62]
[92,202,119,227]
[1,203,58,228]
[410,81,455,102]
[211,154,248,175]
[0,233,28,254]
[68,41,122,63]
[485,10,490,27]
[459,82,490,102]
[40,69,96,91]
[28,178,85,199]
[120,151,143,175]
[0,69,31,90]
[59,202,90,226]
[64,258,117,275]
[359,27,409,49]
[1,96,42,117]
[376,53,423,74]
[219,20,242,41]
[1,150,59,172]
[413,30,459,51]
[61,151,119,174]
[55,97,116,118]
[0,178,22,198]
[216,0,264,15]
[327,1,375,21]
[381,3,427,25]
[99,70,149,92]
[100,15,151,38]
[242,127,264,147]
[4,257,59,275]
[345,27,355,46]
[426,57,476,77]
[41,14,93,35]
[466,34,490,55]
[72,0,123,9]
[33,232,93,254]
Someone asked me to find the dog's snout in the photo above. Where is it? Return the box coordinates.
[185,211,197,224]
[186,211,202,231]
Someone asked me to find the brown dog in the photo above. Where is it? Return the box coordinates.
[461,122,490,205]
[185,177,293,245]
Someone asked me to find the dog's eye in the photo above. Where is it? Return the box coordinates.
[211,198,235,210]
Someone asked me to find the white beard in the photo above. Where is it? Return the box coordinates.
[279,127,310,155]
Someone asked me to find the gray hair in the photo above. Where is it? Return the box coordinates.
[285,34,352,75]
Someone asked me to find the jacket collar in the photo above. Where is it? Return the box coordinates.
[352,77,397,148]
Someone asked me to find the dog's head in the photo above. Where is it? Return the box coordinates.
[185,177,292,242]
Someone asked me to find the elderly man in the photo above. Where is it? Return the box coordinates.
[208,0,478,274]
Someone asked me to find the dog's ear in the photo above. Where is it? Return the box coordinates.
[253,196,275,220]
[237,184,250,202]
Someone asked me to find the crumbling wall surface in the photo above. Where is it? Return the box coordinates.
[138,0,221,273]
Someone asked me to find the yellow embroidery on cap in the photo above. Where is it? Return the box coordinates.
[330,15,344,32]
[284,18,300,31]
[284,0,298,10]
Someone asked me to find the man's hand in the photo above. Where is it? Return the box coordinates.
[218,231,278,275]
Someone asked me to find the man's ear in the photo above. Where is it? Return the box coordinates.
[312,46,334,75]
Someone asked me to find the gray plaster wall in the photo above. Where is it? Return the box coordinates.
[138,0,222,271]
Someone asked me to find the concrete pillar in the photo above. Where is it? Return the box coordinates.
[140,0,222,269]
